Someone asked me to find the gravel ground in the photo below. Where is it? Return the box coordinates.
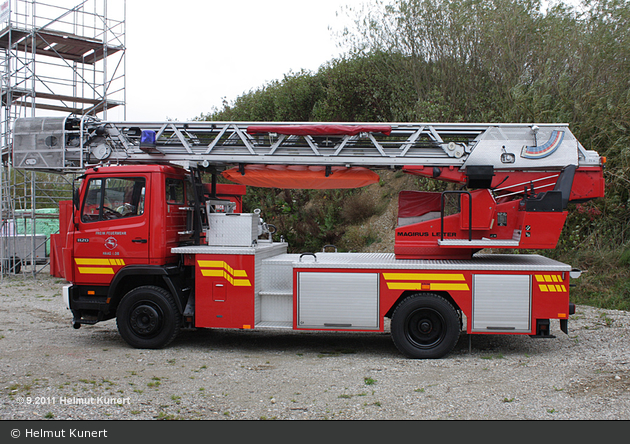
[1,270,629,421]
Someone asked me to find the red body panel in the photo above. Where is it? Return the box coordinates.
[50,200,72,278]
[395,189,570,259]
[290,266,570,336]
[460,190,496,230]
[72,167,153,285]
[194,254,256,329]
[532,273,571,321]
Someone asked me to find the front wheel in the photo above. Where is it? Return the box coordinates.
[116,286,181,349]
[391,293,460,359]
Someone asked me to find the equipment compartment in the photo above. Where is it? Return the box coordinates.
[297,272,379,330]
[472,274,531,332]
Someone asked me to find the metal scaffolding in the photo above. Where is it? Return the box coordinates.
[0,0,125,276]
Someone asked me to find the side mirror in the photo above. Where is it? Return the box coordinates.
[73,187,80,211]
[72,174,85,227]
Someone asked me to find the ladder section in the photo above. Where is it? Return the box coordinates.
[12,116,588,172]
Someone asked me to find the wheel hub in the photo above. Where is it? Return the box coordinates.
[419,320,432,333]
[130,305,160,336]
[406,308,445,349]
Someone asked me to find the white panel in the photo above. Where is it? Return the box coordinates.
[260,294,293,323]
[206,213,259,247]
[298,272,379,330]
[472,274,531,332]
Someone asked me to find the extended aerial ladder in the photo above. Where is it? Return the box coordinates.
[12,115,605,259]
[13,115,602,171]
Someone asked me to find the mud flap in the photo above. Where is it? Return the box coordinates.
[530,319,556,338]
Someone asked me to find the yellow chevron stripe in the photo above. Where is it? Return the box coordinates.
[535,275,565,286]
[78,267,114,275]
[539,284,567,293]
[386,282,470,291]
[201,269,222,278]
[430,283,470,291]
[383,273,466,281]
[199,264,251,287]
[197,261,247,277]
[198,260,227,269]
[75,258,126,266]
[197,260,249,278]
[76,258,110,266]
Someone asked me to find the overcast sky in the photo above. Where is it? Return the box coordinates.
[120,0,570,122]
[122,0,363,122]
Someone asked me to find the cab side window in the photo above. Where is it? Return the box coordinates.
[81,177,146,222]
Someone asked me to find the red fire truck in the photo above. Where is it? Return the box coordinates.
[12,117,605,358]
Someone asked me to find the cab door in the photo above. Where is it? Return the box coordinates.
[73,175,149,285]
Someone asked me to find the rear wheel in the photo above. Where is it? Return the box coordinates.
[116,286,181,349]
[391,293,460,359]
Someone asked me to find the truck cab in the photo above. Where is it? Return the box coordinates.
[58,164,244,335]
[60,165,190,326]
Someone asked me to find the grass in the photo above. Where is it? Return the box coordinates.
[155,412,183,420]
[481,353,504,360]
[147,377,161,388]
[551,245,630,311]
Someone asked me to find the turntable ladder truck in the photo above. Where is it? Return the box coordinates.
[11,116,605,358]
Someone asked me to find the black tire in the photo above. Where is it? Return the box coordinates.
[391,293,460,359]
[116,286,181,349]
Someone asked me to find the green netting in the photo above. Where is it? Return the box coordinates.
[13,209,60,251]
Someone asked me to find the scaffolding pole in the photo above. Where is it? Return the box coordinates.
[0,0,125,277]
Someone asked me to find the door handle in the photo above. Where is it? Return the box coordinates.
[132,238,148,243]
